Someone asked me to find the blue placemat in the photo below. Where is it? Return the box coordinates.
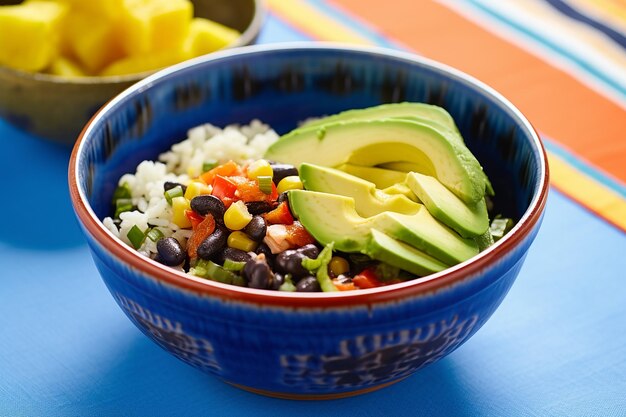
[1,10,626,417]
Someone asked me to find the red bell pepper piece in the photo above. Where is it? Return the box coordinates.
[187,214,216,259]
[332,279,357,291]
[200,160,241,185]
[264,201,294,225]
[352,267,384,289]
[211,175,237,202]
[185,209,205,230]
[285,221,315,246]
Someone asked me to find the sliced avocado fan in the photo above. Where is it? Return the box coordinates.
[265,118,488,204]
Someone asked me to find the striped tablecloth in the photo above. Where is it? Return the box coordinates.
[1,1,625,415]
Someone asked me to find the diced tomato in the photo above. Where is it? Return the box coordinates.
[332,279,357,291]
[285,221,315,246]
[200,160,242,184]
[185,209,205,229]
[187,214,216,259]
[352,267,384,289]
[211,175,237,201]
[264,202,294,225]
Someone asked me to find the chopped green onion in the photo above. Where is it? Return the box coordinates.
[113,182,131,201]
[490,218,514,241]
[279,274,296,292]
[223,259,246,272]
[302,243,338,292]
[146,227,165,242]
[164,186,184,205]
[257,175,273,194]
[127,225,146,249]
[202,159,218,172]
[114,198,133,218]
[191,259,246,286]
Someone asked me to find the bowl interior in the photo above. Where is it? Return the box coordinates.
[76,46,543,232]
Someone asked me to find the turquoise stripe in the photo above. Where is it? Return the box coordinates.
[462,0,626,100]
[543,137,626,198]
[306,0,400,48]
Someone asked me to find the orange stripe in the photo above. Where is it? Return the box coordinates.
[329,0,626,185]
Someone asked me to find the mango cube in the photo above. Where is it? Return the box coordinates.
[63,11,124,73]
[121,0,193,56]
[100,49,186,76]
[48,56,87,77]
[184,17,241,58]
[0,1,68,72]
[54,0,124,20]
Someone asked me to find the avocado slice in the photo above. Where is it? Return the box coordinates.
[337,163,408,189]
[299,163,420,217]
[265,119,488,204]
[381,183,419,202]
[288,190,478,265]
[405,172,489,238]
[368,229,448,276]
[302,102,461,135]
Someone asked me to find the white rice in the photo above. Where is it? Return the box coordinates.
[103,120,279,257]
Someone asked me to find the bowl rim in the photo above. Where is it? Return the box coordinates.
[69,42,549,308]
[0,0,265,84]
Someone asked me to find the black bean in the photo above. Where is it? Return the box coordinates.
[277,192,289,205]
[243,215,266,241]
[276,250,309,278]
[271,273,285,290]
[156,237,186,266]
[255,243,275,269]
[245,201,274,215]
[297,244,319,259]
[223,247,253,263]
[197,226,227,260]
[190,195,225,218]
[270,163,299,185]
[243,258,274,289]
[296,276,321,292]
[164,181,187,194]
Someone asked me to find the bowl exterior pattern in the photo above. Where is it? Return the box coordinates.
[84,225,537,396]
[71,45,548,397]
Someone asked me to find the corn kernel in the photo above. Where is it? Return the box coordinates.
[227,231,257,252]
[171,196,192,228]
[277,176,303,194]
[247,159,273,180]
[223,200,252,230]
[184,181,212,200]
[329,256,350,276]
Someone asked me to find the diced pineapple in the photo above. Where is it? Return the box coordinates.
[120,0,193,56]
[100,49,186,76]
[0,1,68,72]
[62,11,125,73]
[184,17,241,58]
[47,56,87,77]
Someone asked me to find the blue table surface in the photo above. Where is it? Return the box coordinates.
[2,14,626,417]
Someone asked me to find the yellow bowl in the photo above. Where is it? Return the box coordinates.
[0,0,264,144]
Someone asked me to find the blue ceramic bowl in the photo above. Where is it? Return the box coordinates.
[69,43,549,399]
